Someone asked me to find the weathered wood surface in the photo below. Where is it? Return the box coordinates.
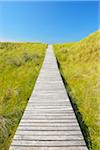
[10,45,88,150]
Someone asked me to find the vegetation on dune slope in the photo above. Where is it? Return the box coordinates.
[0,42,47,149]
[54,30,100,150]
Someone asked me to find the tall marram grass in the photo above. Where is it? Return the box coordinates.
[0,42,47,149]
[54,30,100,150]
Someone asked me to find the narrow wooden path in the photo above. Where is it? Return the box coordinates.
[10,45,88,150]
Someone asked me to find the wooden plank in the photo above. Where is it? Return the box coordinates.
[14,135,84,141]
[19,123,79,126]
[20,120,77,123]
[15,130,83,136]
[24,109,73,112]
[11,140,86,146]
[22,113,75,116]
[27,103,69,106]
[24,110,73,114]
[21,116,76,120]
[25,108,73,111]
[30,95,68,99]
[17,126,80,131]
[10,146,88,150]
[23,111,75,115]
[26,105,71,108]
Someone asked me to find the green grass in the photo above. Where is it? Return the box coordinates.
[54,30,100,150]
[0,42,47,150]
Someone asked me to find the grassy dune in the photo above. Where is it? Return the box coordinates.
[0,42,47,149]
[54,30,100,150]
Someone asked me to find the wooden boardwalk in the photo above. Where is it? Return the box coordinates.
[10,45,88,150]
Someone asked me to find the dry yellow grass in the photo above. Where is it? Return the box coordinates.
[54,30,100,150]
[0,42,47,149]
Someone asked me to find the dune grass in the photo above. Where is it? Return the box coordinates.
[0,42,47,149]
[54,30,100,150]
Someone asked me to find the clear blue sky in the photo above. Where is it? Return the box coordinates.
[0,1,99,44]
